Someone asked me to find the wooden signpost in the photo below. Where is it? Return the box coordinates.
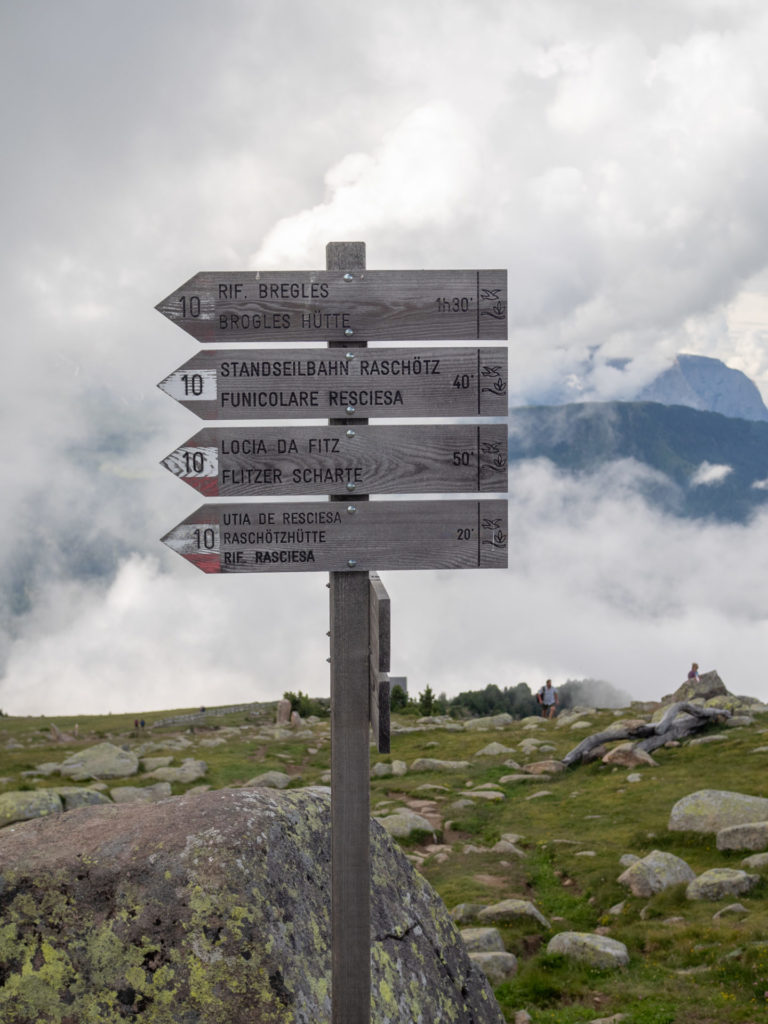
[156,269,507,342]
[161,498,508,573]
[157,346,508,420]
[157,242,508,1024]
[161,423,508,496]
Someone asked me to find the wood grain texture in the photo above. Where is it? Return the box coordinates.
[369,574,391,755]
[157,346,508,420]
[327,242,371,1024]
[156,268,507,342]
[161,499,509,573]
[162,424,508,496]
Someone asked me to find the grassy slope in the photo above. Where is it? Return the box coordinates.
[2,704,768,1022]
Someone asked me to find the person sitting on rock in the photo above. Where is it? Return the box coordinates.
[688,662,700,682]
[537,679,559,718]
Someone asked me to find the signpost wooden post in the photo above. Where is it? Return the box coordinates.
[157,241,509,1024]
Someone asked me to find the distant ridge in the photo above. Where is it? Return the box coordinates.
[508,401,768,521]
[637,354,768,422]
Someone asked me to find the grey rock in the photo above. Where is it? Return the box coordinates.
[59,742,139,781]
[602,744,657,768]
[477,899,550,929]
[546,931,629,969]
[463,714,514,731]
[451,903,488,924]
[374,810,435,839]
[468,950,518,983]
[147,759,208,784]
[410,758,471,772]
[665,670,729,704]
[110,783,173,804]
[140,756,174,771]
[243,770,291,789]
[712,903,749,919]
[391,760,408,777]
[618,850,695,898]
[669,790,768,833]
[0,789,63,828]
[53,787,112,811]
[687,868,760,901]
[474,742,516,757]
[742,852,768,870]
[0,788,504,1022]
[522,760,565,775]
[460,927,506,952]
[717,821,768,852]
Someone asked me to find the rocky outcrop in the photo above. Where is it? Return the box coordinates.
[665,670,728,705]
[0,787,503,1023]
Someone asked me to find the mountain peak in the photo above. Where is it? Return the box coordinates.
[637,354,768,422]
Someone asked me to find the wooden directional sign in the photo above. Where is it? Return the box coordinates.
[158,347,508,420]
[369,574,390,754]
[162,500,508,573]
[161,424,507,497]
[156,270,507,343]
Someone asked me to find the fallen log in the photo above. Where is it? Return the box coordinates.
[561,702,731,767]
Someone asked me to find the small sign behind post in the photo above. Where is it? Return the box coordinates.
[161,424,508,496]
[369,574,390,754]
[156,269,507,342]
[157,346,508,421]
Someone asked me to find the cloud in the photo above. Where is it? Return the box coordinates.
[690,462,734,486]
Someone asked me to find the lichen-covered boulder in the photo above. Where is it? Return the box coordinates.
[0,787,503,1023]
[53,787,112,811]
[669,790,768,833]
[0,789,62,828]
[546,932,629,969]
[468,951,518,983]
[686,868,760,901]
[374,809,435,839]
[717,821,768,852]
[409,758,471,773]
[617,850,695,898]
[667,670,727,704]
[146,758,207,784]
[59,742,139,781]
[477,899,550,929]
[243,770,291,789]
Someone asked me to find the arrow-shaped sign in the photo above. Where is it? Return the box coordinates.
[157,347,508,420]
[156,269,507,343]
[162,500,508,573]
[161,424,507,497]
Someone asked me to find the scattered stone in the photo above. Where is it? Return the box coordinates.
[618,850,695,898]
[140,756,173,771]
[59,743,139,781]
[275,698,291,724]
[522,760,565,775]
[477,899,550,929]
[467,790,505,802]
[618,854,639,868]
[569,720,593,730]
[546,931,629,969]
[451,903,488,924]
[725,716,754,728]
[742,852,768,870]
[147,759,208,784]
[31,762,61,777]
[492,840,525,856]
[410,758,471,773]
[54,787,112,811]
[371,762,393,778]
[526,790,553,800]
[627,774,643,783]
[514,1012,533,1024]
[713,903,749,920]
[468,950,518,983]
[474,742,515,757]
[575,850,596,857]
[110,783,173,804]
[243,771,291,789]
[688,735,728,745]
[669,790,768,833]
[686,868,760,901]
[602,744,658,768]
[607,901,625,916]
[375,809,435,840]
[460,927,506,952]
[499,774,550,784]
[463,714,514,731]
[0,789,62,827]
[716,821,768,852]
[391,760,408,776]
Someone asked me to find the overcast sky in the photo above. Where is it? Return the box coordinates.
[3,0,768,715]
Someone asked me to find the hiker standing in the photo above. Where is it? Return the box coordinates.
[537,679,559,719]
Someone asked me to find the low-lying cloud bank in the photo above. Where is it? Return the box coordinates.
[2,460,767,716]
